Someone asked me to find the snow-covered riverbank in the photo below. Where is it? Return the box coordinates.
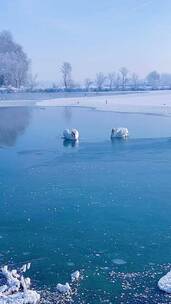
[36,91,171,115]
[1,91,171,115]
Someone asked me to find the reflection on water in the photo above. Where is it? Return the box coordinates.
[63,106,72,122]
[0,107,31,147]
[111,137,128,144]
[63,139,79,148]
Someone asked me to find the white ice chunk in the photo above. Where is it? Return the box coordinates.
[0,290,40,304]
[25,277,31,289]
[20,264,27,273]
[11,269,20,278]
[71,270,80,282]
[2,265,20,293]
[0,285,8,294]
[0,264,40,303]
[56,282,71,294]
[158,271,171,293]
[27,263,31,270]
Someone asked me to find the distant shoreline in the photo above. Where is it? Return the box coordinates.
[0,90,171,116]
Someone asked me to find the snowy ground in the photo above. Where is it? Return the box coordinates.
[1,91,171,115]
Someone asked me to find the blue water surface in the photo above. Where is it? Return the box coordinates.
[0,106,171,303]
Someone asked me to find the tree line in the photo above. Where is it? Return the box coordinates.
[1,30,171,91]
[60,62,171,91]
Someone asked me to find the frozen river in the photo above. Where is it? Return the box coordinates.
[0,105,171,303]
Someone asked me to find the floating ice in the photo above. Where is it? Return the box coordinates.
[71,270,80,282]
[0,264,40,303]
[63,129,79,141]
[56,282,71,294]
[111,128,129,139]
[112,258,127,265]
[67,262,75,267]
[158,271,171,293]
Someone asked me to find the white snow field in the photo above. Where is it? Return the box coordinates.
[1,91,171,116]
[35,91,171,115]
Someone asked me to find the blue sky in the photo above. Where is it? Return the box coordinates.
[1,0,171,82]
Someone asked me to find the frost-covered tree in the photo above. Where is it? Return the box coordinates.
[84,78,92,91]
[27,73,38,90]
[107,72,116,90]
[160,73,171,87]
[131,73,139,90]
[0,30,30,88]
[119,67,129,90]
[146,71,160,89]
[95,72,106,91]
[60,62,72,89]
[115,73,121,90]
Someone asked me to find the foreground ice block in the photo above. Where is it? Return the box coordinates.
[0,290,40,304]
[56,282,71,294]
[111,127,129,139]
[158,271,171,293]
[63,129,79,141]
[0,264,40,303]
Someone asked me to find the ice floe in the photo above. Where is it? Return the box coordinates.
[158,270,171,293]
[112,258,127,265]
[56,282,71,294]
[56,269,81,301]
[0,264,40,303]
[71,270,80,282]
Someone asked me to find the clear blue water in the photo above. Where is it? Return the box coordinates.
[0,106,171,303]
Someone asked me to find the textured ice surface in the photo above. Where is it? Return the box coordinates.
[0,290,40,304]
[71,270,80,282]
[56,282,71,294]
[0,265,40,304]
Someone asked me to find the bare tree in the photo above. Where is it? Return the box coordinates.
[120,67,129,90]
[108,72,116,90]
[84,78,92,91]
[28,73,38,90]
[95,72,106,91]
[60,62,72,90]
